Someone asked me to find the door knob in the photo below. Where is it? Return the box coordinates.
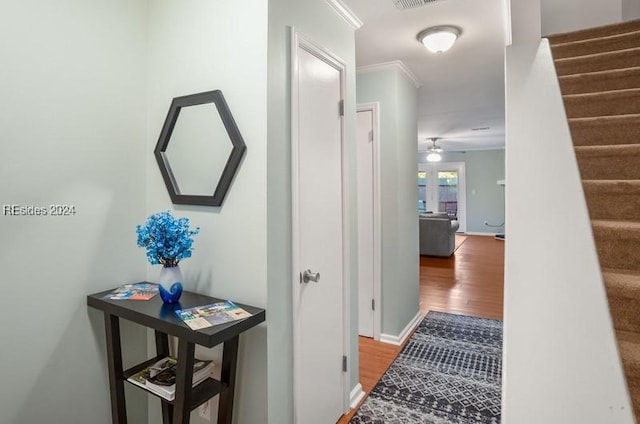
[301,269,320,284]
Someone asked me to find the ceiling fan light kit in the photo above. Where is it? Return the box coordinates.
[426,152,442,162]
[417,26,461,54]
[426,137,443,162]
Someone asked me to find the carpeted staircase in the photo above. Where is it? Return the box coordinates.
[549,20,640,418]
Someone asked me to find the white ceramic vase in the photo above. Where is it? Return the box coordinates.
[158,264,183,288]
[157,264,184,303]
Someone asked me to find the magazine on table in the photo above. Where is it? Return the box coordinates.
[175,300,252,330]
[127,356,214,401]
[103,282,158,300]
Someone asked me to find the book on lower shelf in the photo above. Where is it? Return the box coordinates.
[127,356,214,401]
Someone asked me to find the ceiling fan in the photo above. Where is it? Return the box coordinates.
[426,137,443,162]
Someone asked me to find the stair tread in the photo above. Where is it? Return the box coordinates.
[569,113,640,124]
[603,268,640,299]
[554,46,640,64]
[559,66,640,82]
[552,29,640,49]
[554,46,640,76]
[552,30,640,60]
[563,86,640,99]
[583,179,640,192]
[575,144,640,155]
[548,19,640,44]
[591,219,640,231]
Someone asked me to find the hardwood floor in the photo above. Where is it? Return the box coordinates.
[337,235,504,423]
[419,235,504,320]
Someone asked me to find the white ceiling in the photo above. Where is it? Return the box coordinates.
[342,0,508,152]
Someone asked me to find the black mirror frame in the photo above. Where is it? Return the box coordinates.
[154,90,246,207]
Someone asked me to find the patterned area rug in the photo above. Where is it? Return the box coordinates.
[350,311,502,424]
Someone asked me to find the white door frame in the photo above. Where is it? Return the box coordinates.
[290,27,351,418]
[356,103,381,341]
[418,161,467,233]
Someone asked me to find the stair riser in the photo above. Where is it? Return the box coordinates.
[552,33,640,59]
[555,50,640,76]
[548,20,640,44]
[594,233,640,271]
[577,154,640,179]
[564,92,640,118]
[569,117,640,146]
[559,69,640,95]
[608,295,640,333]
[585,192,640,221]
[617,330,640,377]
[624,376,640,419]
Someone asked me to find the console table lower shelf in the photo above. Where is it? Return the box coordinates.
[122,354,226,409]
[87,286,266,424]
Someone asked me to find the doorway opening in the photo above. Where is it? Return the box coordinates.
[418,161,466,233]
[356,103,381,340]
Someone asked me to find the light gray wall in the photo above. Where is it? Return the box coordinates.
[267,0,357,422]
[1,2,356,423]
[145,1,268,423]
[419,150,506,234]
[356,69,420,338]
[0,1,149,423]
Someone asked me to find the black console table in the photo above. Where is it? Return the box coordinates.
[87,286,265,424]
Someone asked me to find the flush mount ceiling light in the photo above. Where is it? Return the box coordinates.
[426,137,443,162]
[417,26,461,54]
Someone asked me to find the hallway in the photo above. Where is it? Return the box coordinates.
[338,235,505,423]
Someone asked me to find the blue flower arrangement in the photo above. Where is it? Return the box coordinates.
[136,211,200,267]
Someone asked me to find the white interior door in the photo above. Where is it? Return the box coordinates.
[356,105,380,339]
[292,31,346,424]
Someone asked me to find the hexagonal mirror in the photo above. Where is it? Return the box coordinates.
[154,90,246,206]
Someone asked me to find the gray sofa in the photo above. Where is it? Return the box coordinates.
[419,213,460,257]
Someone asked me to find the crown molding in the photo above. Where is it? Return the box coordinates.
[357,60,423,88]
[325,0,363,30]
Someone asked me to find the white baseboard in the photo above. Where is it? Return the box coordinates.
[380,312,422,346]
[349,383,366,409]
[464,231,497,236]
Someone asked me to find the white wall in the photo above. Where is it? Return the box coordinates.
[507,0,541,44]
[0,1,149,423]
[540,0,623,35]
[267,1,358,421]
[503,38,634,423]
[623,0,640,21]
[510,0,639,44]
[145,1,269,423]
[356,67,420,338]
